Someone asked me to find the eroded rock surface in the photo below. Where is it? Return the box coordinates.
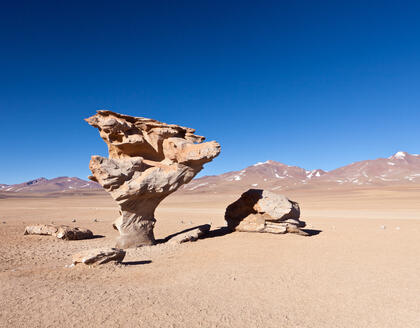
[86,110,220,248]
[72,248,126,265]
[225,189,307,235]
[24,224,93,240]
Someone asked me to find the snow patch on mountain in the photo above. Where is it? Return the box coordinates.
[253,161,270,166]
[389,151,408,160]
[306,170,323,179]
[188,183,209,191]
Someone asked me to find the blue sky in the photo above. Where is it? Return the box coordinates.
[1,1,420,184]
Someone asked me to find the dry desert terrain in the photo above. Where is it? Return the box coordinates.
[1,186,419,327]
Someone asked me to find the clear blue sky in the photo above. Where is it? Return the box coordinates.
[1,1,420,184]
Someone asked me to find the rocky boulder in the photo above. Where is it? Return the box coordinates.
[225,189,307,235]
[72,248,126,265]
[86,110,220,248]
[24,224,93,240]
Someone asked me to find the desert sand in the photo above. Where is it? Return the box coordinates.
[1,187,419,327]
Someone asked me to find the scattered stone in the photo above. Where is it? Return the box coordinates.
[72,219,76,222]
[24,224,60,236]
[225,189,307,235]
[380,225,386,230]
[55,226,93,240]
[72,248,126,265]
[24,224,93,240]
[2,221,6,224]
[86,110,220,248]
[396,226,400,230]
[168,224,211,244]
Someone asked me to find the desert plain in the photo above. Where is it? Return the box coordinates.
[0,186,419,328]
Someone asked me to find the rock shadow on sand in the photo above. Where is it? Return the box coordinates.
[158,225,321,244]
[90,234,106,239]
[156,226,233,244]
[122,260,152,266]
[300,229,322,236]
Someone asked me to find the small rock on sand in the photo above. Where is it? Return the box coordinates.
[168,224,211,244]
[24,224,93,240]
[72,248,126,265]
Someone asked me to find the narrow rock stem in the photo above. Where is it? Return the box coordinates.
[114,210,157,248]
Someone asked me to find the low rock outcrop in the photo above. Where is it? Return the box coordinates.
[24,224,93,240]
[86,110,220,248]
[72,248,126,265]
[225,189,307,235]
[167,224,211,244]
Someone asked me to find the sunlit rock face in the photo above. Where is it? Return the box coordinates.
[86,110,220,248]
[225,189,307,235]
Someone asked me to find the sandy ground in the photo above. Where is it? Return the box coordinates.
[0,187,419,327]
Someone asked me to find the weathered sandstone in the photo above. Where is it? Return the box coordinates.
[225,189,307,235]
[86,110,220,248]
[72,248,126,265]
[24,224,93,240]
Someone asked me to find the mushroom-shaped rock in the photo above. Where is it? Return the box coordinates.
[72,248,126,265]
[86,110,220,248]
[225,189,307,235]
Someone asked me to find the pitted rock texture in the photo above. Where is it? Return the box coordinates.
[24,224,93,240]
[225,189,307,235]
[72,248,126,265]
[86,110,221,248]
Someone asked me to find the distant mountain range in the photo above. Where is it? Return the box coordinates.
[1,151,419,193]
[0,177,100,193]
[181,151,420,193]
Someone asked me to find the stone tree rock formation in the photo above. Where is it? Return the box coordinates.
[225,189,307,235]
[86,110,220,248]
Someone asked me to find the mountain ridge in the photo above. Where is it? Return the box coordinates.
[182,151,420,192]
[0,177,101,193]
[2,151,419,193]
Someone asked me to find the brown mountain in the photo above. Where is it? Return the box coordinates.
[0,177,101,193]
[316,151,420,186]
[181,151,420,193]
[2,151,419,194]
[181,160,327,193]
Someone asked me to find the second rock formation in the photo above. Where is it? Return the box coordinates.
[225,189,307,235]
